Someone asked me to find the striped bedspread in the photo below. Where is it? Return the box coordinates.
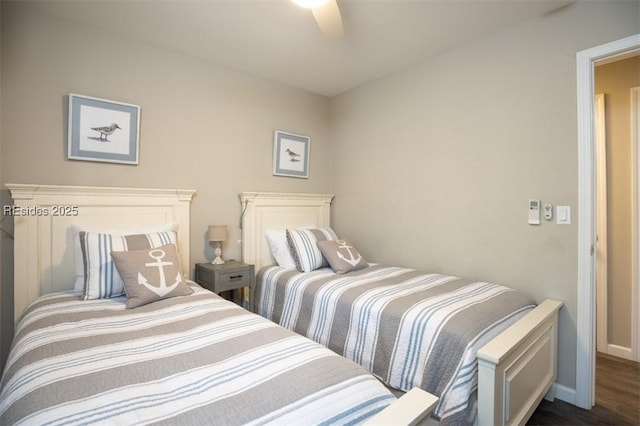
[0,284,395,425]
[255,265,536,425]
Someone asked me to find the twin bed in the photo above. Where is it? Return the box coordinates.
[0,184,562,426]
[240,191,563,426]
[0,184,435,425]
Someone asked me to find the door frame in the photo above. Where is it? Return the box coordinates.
[632,85,640,362]
[576,33,640,410]
[595,93,608,355]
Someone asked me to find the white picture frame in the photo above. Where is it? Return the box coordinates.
[68,93,141,165]
[272,130,310,178]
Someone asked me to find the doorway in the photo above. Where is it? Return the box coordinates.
[576,34,640,410]
[595,56,640,363]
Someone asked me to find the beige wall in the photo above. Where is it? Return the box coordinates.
[595,56,640,348]
[1,2,332,260]
[0,3,332,364]
[1,0,638,399]
[329,1,639,392]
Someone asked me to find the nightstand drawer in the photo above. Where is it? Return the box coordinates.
[194,261,255,308]
[216,271,251,292]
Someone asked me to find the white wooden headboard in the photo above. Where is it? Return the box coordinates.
[7,184,196,321]
[239,192,334,271]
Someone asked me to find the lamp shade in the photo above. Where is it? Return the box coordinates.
[208,225,227,242]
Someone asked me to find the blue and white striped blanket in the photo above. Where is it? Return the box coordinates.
[0,284,395,425]
[256,265,536,425]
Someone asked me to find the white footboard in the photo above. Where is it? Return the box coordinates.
[476,299,563,426]
[364,387,439,426]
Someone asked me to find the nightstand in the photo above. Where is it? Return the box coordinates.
[194,261,254,308]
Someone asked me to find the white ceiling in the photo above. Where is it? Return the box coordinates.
[18,0,573,97]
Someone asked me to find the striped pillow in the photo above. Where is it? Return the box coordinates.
[286,227,338,272]
[79,231,178,299]
[71,223,178,291]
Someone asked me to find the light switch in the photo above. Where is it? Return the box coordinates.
[556,206,571,225]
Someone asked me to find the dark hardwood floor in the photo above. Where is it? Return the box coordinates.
[527,353,640,425]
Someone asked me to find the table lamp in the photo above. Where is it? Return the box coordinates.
[208,225,227,264]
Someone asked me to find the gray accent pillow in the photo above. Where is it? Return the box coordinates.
[316,239,368,274]
[111,244,193,309]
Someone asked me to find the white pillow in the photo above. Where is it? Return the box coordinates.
[72,223,177,290]
[265,229,297,269]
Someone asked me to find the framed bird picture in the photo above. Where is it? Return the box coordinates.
[272,130,310,178]
[68,93,140,165]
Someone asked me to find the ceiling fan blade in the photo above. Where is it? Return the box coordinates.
[311,0,344,40]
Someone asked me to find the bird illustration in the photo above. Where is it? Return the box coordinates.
[91,123,121,141]
[285,148,301,162]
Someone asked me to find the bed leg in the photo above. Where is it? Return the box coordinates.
[543,383,557,402]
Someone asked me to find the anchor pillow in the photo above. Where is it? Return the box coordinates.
[317,239,368,274]
[111,244,193,309]
[79,230,178,300]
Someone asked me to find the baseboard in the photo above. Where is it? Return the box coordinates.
[604,344,634,361]
[553,382,577,406]
[551,350,639,410]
